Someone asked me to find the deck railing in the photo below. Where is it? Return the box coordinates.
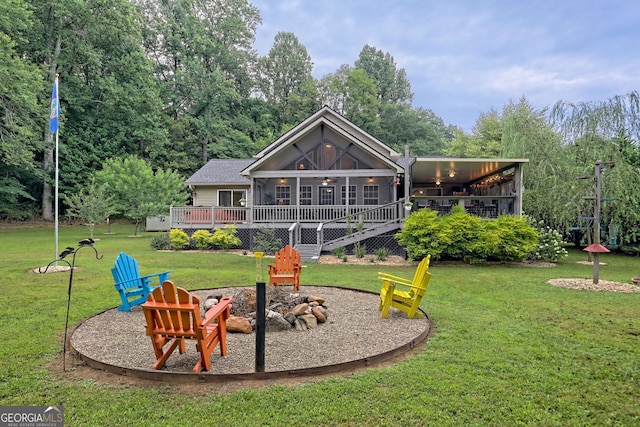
[317,201,405,253]
[170,204,400,228]
[251,204,398,223]
[411,196,516,217]
[169,196,516,229]
[170,206,247,228]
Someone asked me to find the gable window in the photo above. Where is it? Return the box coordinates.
[317,144,337,170]
[299,185,312,205]
[341,185,356,205]
[219,190,245,207]
[275,185,291,205]
[363,185,379,205]
[339,155,358,170]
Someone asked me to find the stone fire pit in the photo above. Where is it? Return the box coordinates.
[203,286,328,334]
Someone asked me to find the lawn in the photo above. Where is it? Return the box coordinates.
[1,223,639,426]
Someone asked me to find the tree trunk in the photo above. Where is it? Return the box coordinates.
[42,140,54,221]
[202,134,208,164]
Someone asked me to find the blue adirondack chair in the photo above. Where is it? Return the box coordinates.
[112,252,172,312]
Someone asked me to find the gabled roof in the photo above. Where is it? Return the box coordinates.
[185,159,253,186]
[243,106,402,175]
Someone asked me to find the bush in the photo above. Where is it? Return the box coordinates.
[253,227,283,255]
[192,229,213,250]
[169,229,190,250]
[396,205,539,263]
[354,243,366,258]
[436,205,482,262]
[211,225,241,250]
[332,247,346,258]
[528,219,568,262]
[376,248,389,261]
[150,233,171,250]
[396,208,442,260]
[476,215,538,262]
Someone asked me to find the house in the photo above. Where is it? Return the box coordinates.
[166,106,528,260]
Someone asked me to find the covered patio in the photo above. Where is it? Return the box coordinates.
[404,157,527,217]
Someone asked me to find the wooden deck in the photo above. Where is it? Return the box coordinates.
[170,203,403,229]
[168,196,516,230]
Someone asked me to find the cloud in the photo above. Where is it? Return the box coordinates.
[251,0,640,130]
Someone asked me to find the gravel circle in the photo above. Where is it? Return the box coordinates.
[547,278,640,292]
[71,286,430,377]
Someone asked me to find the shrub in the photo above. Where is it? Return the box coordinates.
[396,208,442,260]
[211,225,241,250]
[354,243,366,258]
[376,248,389,261]
[192,229,213,250]
[253,227,282,255]
[150,233,171,250]
[396,206,539,263]
[528,219,568,262]
[169,229,190,250]
[436,205,482,262]
[332,247,346,258]
[477,215,538,262]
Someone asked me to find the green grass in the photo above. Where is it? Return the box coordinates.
[1,223,639,426]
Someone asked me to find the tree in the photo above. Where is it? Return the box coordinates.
[0,0,45,220]
[138,0,261,166]
[378,104,449,156]
[445,108,503,158]
[500,98,572,231]
[94,156,188,236]
[343,69,381,135]
[317,65,352,115]
[63,177,118,238]
[257,31,315,129]
[551,91,640,145]
[354,44,413,105]
[16,0,169,220]
[550,92,640,244]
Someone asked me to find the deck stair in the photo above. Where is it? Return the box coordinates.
[321,219,402,252]
[295,244,320,262]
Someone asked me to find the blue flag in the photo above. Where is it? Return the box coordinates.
[49,79,61,133]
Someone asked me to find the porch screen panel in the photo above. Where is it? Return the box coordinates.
[363,185,379,205]
[275,185,291,205]
[341,185,356,205]
[299,185,312,205]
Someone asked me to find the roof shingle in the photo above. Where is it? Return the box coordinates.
[185,159,254,185]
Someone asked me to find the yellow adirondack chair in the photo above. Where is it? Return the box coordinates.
[378,255,431,319]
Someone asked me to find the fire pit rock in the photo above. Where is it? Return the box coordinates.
[203,286,329,333]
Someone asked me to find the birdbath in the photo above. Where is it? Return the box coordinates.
[583,243,610,284]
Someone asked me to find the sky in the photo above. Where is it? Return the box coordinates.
[250,0,640,131]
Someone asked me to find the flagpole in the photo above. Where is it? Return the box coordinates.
[55,123,59,266]
[50,75,60,266]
